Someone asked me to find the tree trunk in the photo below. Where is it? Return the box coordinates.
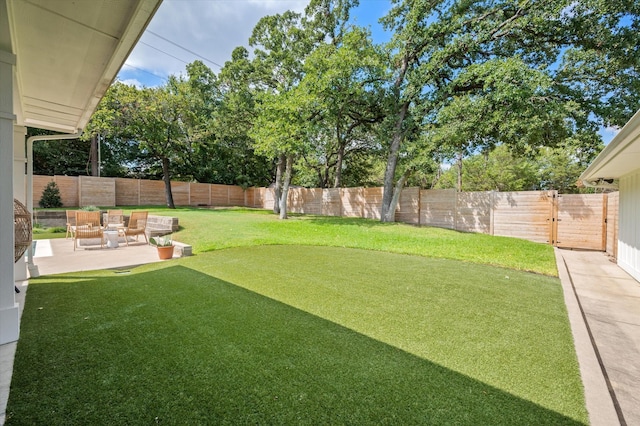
[273,154,285,214]
[456,151,463,192]
[381,101,409,222]
[333,142,345,188]
[279,155,293,220]
[383,169,410,222]
[90,133,98,176]
[162,156,175,209]
[431,166,442,189]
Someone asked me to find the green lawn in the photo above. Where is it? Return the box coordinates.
[6,209,586,424]
[142,207,557,276]
[35,207,557,275]
[32,225,66,240]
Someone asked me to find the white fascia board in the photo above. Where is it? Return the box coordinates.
[76,0,162,130]
[580,108,640,182]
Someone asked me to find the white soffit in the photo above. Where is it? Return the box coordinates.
[7,0,161,133]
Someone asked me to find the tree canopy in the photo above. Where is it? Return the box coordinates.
[36,0,638,213]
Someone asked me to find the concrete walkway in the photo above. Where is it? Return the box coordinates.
[556,248,640,426]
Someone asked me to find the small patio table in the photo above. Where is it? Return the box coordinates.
[104,230,119,248]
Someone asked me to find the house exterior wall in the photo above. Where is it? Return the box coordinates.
[14,126,27,281]
[0,49,20,344]
[618,169,640,282]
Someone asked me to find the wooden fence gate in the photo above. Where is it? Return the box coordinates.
[552,193,607,251]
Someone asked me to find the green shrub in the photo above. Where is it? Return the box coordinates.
[39,181,62,208]
[80,205,100,211]
[33,226,65,235]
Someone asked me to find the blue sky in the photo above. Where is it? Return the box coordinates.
[118,0,618,144]
[118,0,392,88]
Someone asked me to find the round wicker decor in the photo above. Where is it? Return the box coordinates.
[14,199,32,263]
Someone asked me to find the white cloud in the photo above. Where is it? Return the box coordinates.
[119,78,144,89]
[600,125,621,145]
[122,0,309,82]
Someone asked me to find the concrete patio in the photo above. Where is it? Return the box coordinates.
[27,236,168,276]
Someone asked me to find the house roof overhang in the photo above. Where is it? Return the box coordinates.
[580,109,640,188]
[1,0,161,134]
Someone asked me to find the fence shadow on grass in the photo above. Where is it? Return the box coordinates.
[10,265,585,425]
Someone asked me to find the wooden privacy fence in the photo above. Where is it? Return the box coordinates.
[33,175,618,256]
[33,175,245,209]
[246,187,619,257]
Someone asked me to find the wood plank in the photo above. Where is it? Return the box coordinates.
[55,175,79,207]
[139,180,166,205]
[341,188,364,218]
[395,187,419,224]
[171,182,190,206]
[79,176,115,207]
[606,192,619,258]
[322,188,341,216]
[420,189,456,229]
[115,178,139,206]
[229,186,245,206]
[32,176,54,207]
[556,193,605,250]
[362,187,383,220]
[189,183,210,206]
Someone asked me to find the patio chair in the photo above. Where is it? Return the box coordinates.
[65,210,77,239]
[106,209,124,230]
[120,210,148,245]
[73,211,104,251]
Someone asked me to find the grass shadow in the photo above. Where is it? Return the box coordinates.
[300,214,409,229]
[8,265,585,425]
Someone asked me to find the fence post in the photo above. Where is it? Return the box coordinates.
[549,191,558,246]
[418,189,422,226]
[454,190,459,232]
[602,193,608,252]
[490,191,495,235]
[78,175,82,207]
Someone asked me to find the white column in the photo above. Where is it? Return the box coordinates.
[0,49,19,344]
[14,125,27,281]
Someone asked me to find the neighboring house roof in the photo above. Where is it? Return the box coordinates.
[1,0,162,133]
[580,109,640,187]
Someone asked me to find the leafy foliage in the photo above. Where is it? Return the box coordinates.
[38,181,63,208]
[434,141,604,193]
[36,0,640,217]
[376,0,640,219]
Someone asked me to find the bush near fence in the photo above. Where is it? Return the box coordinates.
[33,175,618,257]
